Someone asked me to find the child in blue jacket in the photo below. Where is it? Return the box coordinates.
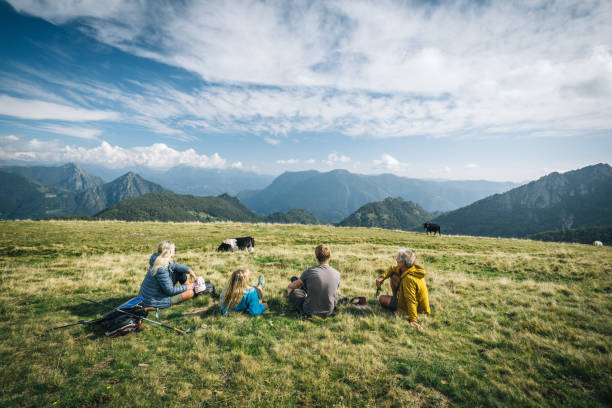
[220,269,268,316]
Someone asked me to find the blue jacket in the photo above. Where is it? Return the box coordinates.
[220,287,267,316]
[138,257,190,308]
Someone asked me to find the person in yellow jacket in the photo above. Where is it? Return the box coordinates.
[376,248,430,330]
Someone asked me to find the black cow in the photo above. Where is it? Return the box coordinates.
[423,223,441,236]
[216,237,255,252]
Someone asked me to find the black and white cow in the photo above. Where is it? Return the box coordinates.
[423,223,441,236]
[216,236,255,253]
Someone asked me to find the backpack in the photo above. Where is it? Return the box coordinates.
[99,297,149,337]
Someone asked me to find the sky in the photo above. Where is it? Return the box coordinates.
[0,0,611,182]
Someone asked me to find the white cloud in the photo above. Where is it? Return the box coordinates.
[0,135,226,170]
[0,94,119,121]
[265,137,281,145]
[39,125,102,140]
[373,153,404,172]
[466,163,479,169]
[325,153,350,166]
[305,159,316,164]
[276,159,299,165]
[5,0,612,140]
[231,161,243,168]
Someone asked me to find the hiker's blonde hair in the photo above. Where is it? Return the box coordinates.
[223,269,250,312]
[152,241,175,276]
[157,240,173,255]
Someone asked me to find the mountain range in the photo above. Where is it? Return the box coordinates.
[429,163,612,237]
[239,169,518,222]
[77,164,275,196]
[2,162,610,242]
[0,166,170,219]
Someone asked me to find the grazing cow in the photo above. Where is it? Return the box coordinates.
[423,223,441,236]
[217,237,255,253]
[593,241,603,246]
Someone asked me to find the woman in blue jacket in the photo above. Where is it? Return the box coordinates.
[149,240,197,285]
[138,241,197,309]
[220,269,268,316]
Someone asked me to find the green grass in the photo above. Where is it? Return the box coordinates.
[0,220,611,407]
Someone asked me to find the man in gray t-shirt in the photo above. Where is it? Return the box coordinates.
[287,244,340,318]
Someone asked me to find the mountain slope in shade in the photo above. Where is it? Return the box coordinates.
[240,169,518,222]
[429,163,612,237]
[93,192,324,224]
[0,162,104,191]
[527,226,612,246]
[95,192,260,222]
[265,208,326,225]
[0,171,80,219]
[338,197,433,230]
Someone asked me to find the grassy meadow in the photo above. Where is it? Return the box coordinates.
[0,220,610,407]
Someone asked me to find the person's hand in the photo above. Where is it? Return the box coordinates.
[409,321,423,330]
[186,283,194,290]
[375,278,384,288]
[188,269,197,281]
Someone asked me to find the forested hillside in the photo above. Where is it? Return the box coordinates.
[338,197,433,230]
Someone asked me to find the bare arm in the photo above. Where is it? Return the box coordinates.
[286,278,303,295]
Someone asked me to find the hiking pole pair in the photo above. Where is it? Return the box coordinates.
[48,317,103,331]
[80,297,197,335]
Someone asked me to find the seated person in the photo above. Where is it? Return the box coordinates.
[286,244,340,318]
[376,248,430,330]
[138,241,200,309]
[149,240,197,285]
[220,269,268,316]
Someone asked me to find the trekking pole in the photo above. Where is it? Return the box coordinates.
[48,318,102,331]
[80,297,196,335]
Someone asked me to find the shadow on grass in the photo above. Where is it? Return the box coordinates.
[45,296,141,339]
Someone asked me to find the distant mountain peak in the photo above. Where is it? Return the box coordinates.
[430,163,612,237]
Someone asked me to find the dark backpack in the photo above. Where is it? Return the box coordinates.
[99,297,148,337]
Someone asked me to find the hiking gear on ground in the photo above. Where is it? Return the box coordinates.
[81,297,196,335]
[48,297,147,336]
[99,297,149,337]
[350,296,366,305]
[258,274,265,288]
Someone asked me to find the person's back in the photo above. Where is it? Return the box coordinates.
[301,264,340,317]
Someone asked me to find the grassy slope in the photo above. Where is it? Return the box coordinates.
[0,221,610,407]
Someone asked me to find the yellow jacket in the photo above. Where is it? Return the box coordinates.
[381,264,430,322]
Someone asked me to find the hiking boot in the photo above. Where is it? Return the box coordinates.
[258,274,265,288]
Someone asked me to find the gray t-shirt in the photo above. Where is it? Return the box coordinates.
[300,264,341,317]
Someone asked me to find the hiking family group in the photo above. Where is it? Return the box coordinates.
[138,241,431,329]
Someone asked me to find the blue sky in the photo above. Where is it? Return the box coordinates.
[0,0,611,182]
